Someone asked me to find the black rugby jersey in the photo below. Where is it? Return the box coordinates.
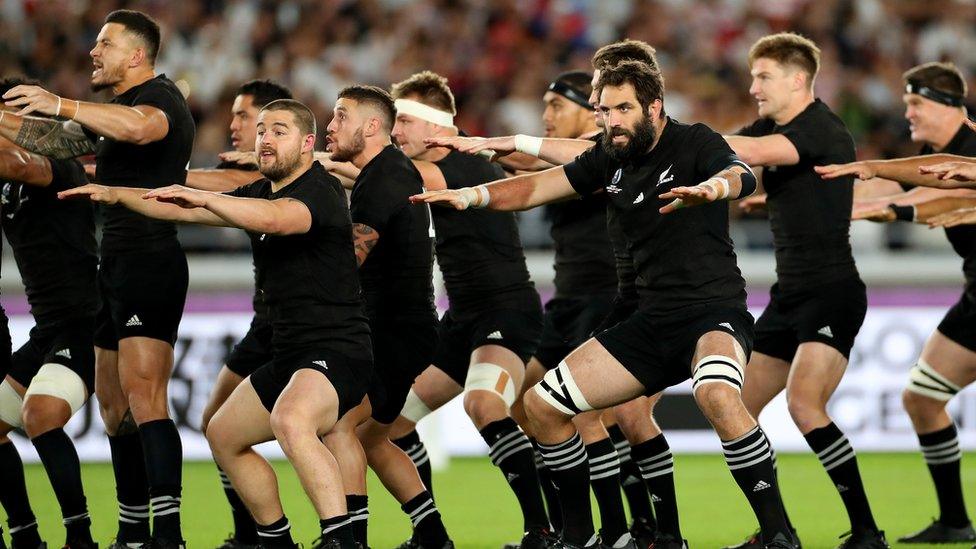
[87,75,195,255]
[227,162,370,357]
[432,150,539,316]
[216,159,268,321]
[736,99,858,290]
[919,123,976,299]
[350,144,436,318]
[564,118,747,315]
[1,158,97,326]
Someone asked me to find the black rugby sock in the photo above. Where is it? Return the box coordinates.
[218,466,258,544]
[319,515,355,545]
[345,495,368,546]
[768,446,797,533]
[585,438,629,544]
[256,516,295,548]
[538,432,596,545]
[402,491,450,547]
[805,422,878,534]
[392,430,434,497]
[607,425,655,530]
[919,424,970,528]
[109,431,151,542]
[480,418,550,531]
[139,419,184,542]
[32,429,93,544]
[631,434,680,537]
[0,442,41,549]
[530,438,563,531]
[722,427,792,542]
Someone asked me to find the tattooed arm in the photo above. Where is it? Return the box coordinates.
[0,113,95,159]
[351,223,380,267]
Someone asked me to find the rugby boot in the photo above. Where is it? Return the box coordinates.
[836,530,889,549]
[898,519,975,543]
[649,534,687,549]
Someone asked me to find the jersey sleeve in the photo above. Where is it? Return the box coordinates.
[349,176,405,234]
[132,82,180,127]
[564,144,611,196]
[289,177,349,230]
[734,118,768,138]
[778,119,823,163]
[692,123,745,178]
[47,159,88,192]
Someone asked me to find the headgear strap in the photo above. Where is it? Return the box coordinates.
[906,80,965,107]
[548,80,593,110]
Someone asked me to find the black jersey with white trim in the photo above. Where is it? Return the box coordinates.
[350,145,436,318]
[564,118,747,315]
[432,150,539,316]
[227,162,371,357]
[736,99,858,290]
[920,123,976,299]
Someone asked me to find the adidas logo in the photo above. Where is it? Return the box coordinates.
[752,480,771,492]
[506,472,519,483]
[651,494,662,503]
[55,348,72,359]
[818,326,833,338]
[312,360,328,369]
[126,315,142,327]
[836,484,848,493]
[719,322,734,332]
[486,331,503,340]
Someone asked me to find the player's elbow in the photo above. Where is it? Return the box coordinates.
[0,151,33,182]
[736,166,758,198]
[123,122,166,145]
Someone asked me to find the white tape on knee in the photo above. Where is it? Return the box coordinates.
[25,364,88,416]
[534,361,593,416]
[906,359,960,402]
[692,355,744,394]
[0,379,24,428]
[464,362,516,408]
[400,388,434,424]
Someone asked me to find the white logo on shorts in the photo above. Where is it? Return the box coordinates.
[836,484,848,493]
[55,348,72,359]
[818,326,834,338]
[312,360,328,369]
[753,480,771,492]
[506,472,519,483]
[486,331,503,340]
[126,315,143,327]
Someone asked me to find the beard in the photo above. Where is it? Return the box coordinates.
[601,113,656,163]
[329,127,366,163]
[90,62,125,92]
[260,146,303,182]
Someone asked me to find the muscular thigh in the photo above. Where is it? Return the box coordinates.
[785,341,848,404]
[922,330,976,388]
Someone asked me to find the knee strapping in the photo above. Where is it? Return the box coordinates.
[692,354,744,394]
[906,359,960,402]
[534,361,593,416]
[400,389,434,423]
[25,364,88,417]
[464,362,516,408]
[0,379,24,428]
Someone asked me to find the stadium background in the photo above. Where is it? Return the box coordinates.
[1,0,975,546]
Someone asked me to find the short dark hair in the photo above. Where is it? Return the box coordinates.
[390,71,456,115]
[338,85,396,132]
[0,76,41,97]
[903,62,967,99]
[553,70,593,99]
[260,99,316,136]
[596,60,665,114]
[748,32,820,87]
[592,39,660,72]
[105,10,162,64]
[238,79,293,108]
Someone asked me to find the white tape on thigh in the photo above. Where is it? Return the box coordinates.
[907,359,961,402]
[464,363,516,408]
[24,364,88,416]
[400,388,434,423]
[0,379,24,428]
[692,355,744,394]
[534,361,593,416]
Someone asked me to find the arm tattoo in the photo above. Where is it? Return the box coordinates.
[352,223,380,267]
[15,118,96,159]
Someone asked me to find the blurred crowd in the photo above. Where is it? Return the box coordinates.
[2,0,976,250]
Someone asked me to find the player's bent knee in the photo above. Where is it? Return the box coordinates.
[530,362,593,421]
[25,364,87,415]
[902,386,946,418]
[0,379,24,428]
[905,359,960,403]
[692,355,744,398]
[400,388,434,424]
[463,362,516,408]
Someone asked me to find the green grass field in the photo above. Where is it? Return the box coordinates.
[9,453,976,548]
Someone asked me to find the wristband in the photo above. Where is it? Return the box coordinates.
[513,134,544,157]
[889,204,916,222]
[473,185,491,208]
[703,176,730,199]
[72,100,80,120]
[55,96,62,117]
[0,111,5,127]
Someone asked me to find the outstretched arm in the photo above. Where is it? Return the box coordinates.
[59,184,228,226]
[410,165,578,211]
[0,148,55,186]
[816,154,975,189]
[856,195,976,224]
[186,168,264,192]
[0,112,95,159]
[724,134,800,167]
[659,164,757,214]
[143,185,313,235]
[424,134,595,168]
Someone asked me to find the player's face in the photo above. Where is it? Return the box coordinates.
[589,69,604,128]
[903,94,955,145]
[542,92,587,138]
[326,98,367,163]
[90,23,137,92]
[599,83,657,161]
[749,58,794,119]
[391,112,436,159]
[230,94,260,152]
[256,110,306,181]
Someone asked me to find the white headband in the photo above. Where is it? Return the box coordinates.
[394,98,455,127]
